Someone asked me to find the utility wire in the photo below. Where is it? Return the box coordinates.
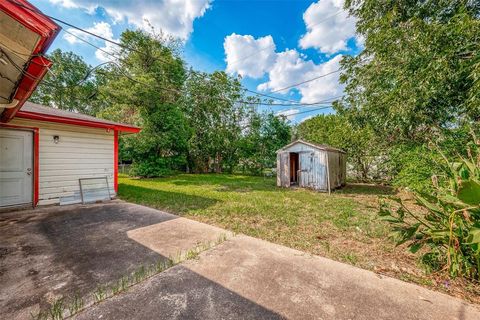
[270,69,342,93]
[227,10,344,67]
[279,105,334,117]
[7,0,345,108]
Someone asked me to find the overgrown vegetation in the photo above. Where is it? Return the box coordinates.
[29,0,480,288]
[381,133,480,280]
[117,174,480,303]
[31,30,290,177]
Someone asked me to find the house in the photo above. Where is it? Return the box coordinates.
[0,1,141,209]
[276,139,346,192]
[0,102,140,208]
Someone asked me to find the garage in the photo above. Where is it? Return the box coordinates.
[0,102,140,209]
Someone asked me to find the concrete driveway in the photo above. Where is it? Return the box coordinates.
[0,201,228,319]
[1,201,479,320]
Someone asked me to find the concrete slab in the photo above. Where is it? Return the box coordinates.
[0,201,227,319]
[75,235,480,320]
[127,217,233,258]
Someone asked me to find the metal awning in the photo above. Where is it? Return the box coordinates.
[0,0,60,122]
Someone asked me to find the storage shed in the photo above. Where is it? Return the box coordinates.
[276,139,346,192]
[0,102,140,208]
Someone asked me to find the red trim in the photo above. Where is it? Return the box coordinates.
[0,0,61,122]
[0,0,60,52]
[0,123,39,207]
[114,130,119,193]
[1,56,53,122]
[14,110,141,133]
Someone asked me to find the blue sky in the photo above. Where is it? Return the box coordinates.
[30,0,361,122]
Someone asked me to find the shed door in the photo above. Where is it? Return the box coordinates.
[299,152,313,188]
[277,152,290,187]
[0,129,33,207]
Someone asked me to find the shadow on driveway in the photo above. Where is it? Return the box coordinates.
[0,201,180,318]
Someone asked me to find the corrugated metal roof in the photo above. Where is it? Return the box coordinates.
[277,139,346,154]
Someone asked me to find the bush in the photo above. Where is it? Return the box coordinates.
[130,157,182,178]
[380,135,480,279]
[388,144,440,194]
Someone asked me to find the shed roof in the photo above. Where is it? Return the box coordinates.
[277,139,346,154]
[15,101,141,133]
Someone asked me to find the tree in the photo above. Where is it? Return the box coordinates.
[239,112,291,174]
[340,0,480,142]
[30,49,104,115]
[99,29,189,177]
[182,71,246,173]
[296,114,383,181]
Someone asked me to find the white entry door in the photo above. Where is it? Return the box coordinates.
[0,128,33,207]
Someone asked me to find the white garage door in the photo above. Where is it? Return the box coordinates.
[0,128,33,207]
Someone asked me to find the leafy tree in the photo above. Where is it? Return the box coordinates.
[182,71,246,173]
[296,114,383,181]
[340,0,480,142]
[239,112,291,174]
[30,49,103,115]
[99,29,189,177]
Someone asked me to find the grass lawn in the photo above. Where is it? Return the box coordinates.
[118,173,480,303]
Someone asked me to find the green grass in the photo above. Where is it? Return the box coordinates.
[118,173,480,303]
[118,174,395,266]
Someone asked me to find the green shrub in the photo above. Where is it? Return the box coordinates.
[130,157,182,178]
[380,135,480,279]
[388,144,439,193]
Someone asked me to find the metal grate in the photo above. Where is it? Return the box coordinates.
[79,177,112,204]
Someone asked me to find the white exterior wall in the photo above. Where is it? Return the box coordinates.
[10,118,115,205]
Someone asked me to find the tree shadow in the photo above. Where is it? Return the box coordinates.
[167,174,276,192]
[0,202,181,318]
[118,183,220,214]
[75,265,285,320]
[335,183,396,196]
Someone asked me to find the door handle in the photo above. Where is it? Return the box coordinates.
[27,168,32,175]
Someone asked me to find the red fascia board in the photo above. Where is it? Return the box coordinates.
[0,0,61,53]
[1,55,52,122]
[15,110,141,133]
[0,0,61,122]
[114,130,119,193]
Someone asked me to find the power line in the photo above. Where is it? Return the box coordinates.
[245,88,343,106]
[7,0,345,108]
[226,10,344,67]
[278,105,334,118]
[305,10,344,29]
[48,31,345,107]
[269,69,341,93]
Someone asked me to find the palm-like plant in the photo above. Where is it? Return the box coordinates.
[380,132,480,279]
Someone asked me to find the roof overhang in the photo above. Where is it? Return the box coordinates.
[15,109,141,133]
[0,0,60,122]
[276,139,346,154]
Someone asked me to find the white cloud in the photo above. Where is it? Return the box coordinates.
[276,108,299,121]
[299,115,314,123]
[258,51,344,104]
[223,32,345,104]
[49,0,211,39]
[63,22,118,63]
[64,22,114,44]
[224,34,277,79]
[299,0,357,54]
